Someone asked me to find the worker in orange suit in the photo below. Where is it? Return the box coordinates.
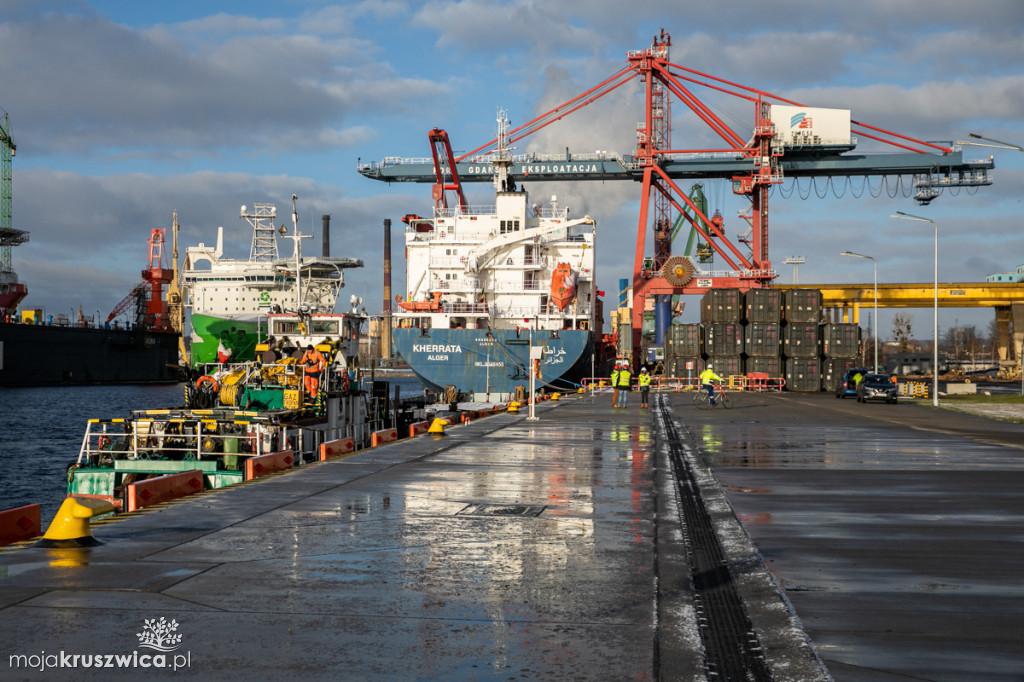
[301,344,326,397]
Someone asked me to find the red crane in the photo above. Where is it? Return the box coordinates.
[443,29,970,353]
[362,29,992,357]
[428,127,468,212]
[107,228,173,331]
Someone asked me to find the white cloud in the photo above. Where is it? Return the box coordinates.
[2,0,1021,343]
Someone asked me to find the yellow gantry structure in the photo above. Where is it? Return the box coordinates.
[773,282,1024,373]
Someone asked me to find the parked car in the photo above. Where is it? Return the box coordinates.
[835,368,870,398]
[856,373,898,403]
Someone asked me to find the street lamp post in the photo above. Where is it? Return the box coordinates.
[965,133,1024,389]
[841,251,877,371]
[890,211,938,407]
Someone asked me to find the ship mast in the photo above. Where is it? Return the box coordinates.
[492,108,514,193]
[278,194,311,311]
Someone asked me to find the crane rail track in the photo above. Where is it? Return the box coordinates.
[655,394,773,681]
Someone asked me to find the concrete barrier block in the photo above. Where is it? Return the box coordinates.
[0,503,41,546]
[371,428,398,447]
[126,470,204,512]
[320,438,356,461]
[245,449,295,480]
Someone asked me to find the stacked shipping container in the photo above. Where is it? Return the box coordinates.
[820,322,862,390]
[665,323,703,380]
[700,290,742,379]
[656,288,863,392]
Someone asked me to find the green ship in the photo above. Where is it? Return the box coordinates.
[183,197,363,366]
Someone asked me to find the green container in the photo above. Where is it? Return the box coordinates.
[207,471,244,489]
[223,437,239,454]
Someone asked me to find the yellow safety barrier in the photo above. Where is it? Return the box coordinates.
[899,380,929,398]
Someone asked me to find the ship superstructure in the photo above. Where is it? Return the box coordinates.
[392,112,598,399]
[183,198,363,366]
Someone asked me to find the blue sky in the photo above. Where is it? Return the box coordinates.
[2,0,1023,341]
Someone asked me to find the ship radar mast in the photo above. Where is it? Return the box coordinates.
[492,108,516,194]
[242,202,280,262]
[277,193,311,311]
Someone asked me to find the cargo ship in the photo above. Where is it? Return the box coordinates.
[392,112,599,400]
[0,227,179,387]
[183,197,364,367]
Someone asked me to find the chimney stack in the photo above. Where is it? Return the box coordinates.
[383,218,392,359]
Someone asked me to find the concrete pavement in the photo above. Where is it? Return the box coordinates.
[2,389,1021,680]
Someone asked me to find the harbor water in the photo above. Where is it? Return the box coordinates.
[0,384,185,522]
[0,376,425,525]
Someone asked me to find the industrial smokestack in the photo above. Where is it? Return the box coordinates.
[322,215,330,257]
[383,218,392,313]
[383,218,392,360]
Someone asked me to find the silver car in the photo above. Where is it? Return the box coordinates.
[856,374,897,404]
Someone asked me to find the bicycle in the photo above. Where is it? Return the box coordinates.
[693,383,732,409]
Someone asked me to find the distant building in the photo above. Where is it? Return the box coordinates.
[886,352,949,376]
[986,264,1024,283]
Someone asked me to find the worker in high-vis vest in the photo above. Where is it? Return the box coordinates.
[301,344,327,396]
[610,363,621,407]
[699,363,723,406]
[638,366,652,408]
[616,360,632,407]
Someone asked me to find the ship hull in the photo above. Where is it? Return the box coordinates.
[0,323,180,386]
[189,313,261,366]
[393,327,592,398]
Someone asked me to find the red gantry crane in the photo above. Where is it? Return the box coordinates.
[359,29,994,353]
[107,228,174,332]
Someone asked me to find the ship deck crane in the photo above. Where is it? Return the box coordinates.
[165,211,189,364]
[359,29,995,354]
[428,127,468,212]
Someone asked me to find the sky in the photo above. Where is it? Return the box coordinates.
[2,0,1023,342]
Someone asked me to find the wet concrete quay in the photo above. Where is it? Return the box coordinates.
[1,390,1022,680]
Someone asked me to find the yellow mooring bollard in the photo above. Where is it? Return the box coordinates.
[508,401,520,413]
[428,417,449,435]
[551,392,561,401]
[37,497,115,548]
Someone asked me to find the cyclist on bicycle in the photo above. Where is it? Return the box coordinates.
[699,363,723,406]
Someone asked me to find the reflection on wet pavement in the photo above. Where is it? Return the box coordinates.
[677,391,1024,680]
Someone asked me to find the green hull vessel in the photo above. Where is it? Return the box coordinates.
[190,313,261,366]
[182,200,364,369]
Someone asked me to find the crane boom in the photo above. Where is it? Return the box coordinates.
[358,30,997,359]
[107,282,147,323]
[428,128,468,211]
